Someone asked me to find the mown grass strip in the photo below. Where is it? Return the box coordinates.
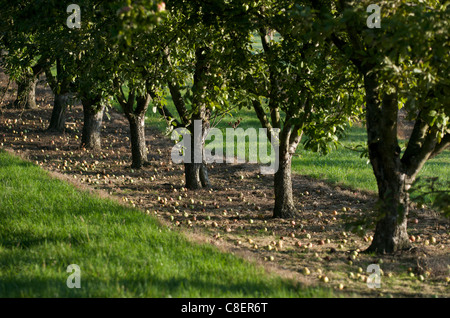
[0,150,333,298]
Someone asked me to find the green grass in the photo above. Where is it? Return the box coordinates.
[0,150,333,297]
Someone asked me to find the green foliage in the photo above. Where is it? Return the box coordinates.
[226,1,365,154]
[320,0,449,140]
[410,177,450,218]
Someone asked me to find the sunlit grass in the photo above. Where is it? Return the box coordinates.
[0,150,333,298]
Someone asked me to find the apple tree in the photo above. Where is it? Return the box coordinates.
[226,1,364,218]
[0,2,45,110]
[108,1,167,168]
[311,0,449,253]
[156,0,251,189]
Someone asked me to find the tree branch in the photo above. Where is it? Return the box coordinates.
[135,94,151,115]
[401,112,441,179]
[429,133,450,159]
[329,34,365,74]
[168,80,190,125]
[158,104,182,128]
[252,99,272,130]
[288,124,303,155]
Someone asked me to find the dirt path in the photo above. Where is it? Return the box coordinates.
[1,71,449,298]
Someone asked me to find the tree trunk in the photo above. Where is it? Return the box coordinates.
[184,162,201,189]
[45,59,72,132]
[199,164,210,187]
[127,113,148,168]
[367,174,411,254]
[184,122,210,189]
[184,161,210,189]
[13,62,44,109]
[47,92,71,132]
[13,76,38,109]
[81,99,104,150]
[273,151,296,218]
[181,47,212,190]
[364,73,410,254]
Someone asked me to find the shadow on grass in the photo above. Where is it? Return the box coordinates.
[0,272,330,298]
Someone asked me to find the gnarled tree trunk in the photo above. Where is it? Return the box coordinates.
[45,59,73,132]
[272,123,301,219]
[184,163,210,189]
[48,92,71,132]
[13,62,43,109]
[126,94,151,168]
[81,98,104,150]
[273,152,296,218]
[117,91,151,169]
[368,172,411,253]
[364,73,410,254]
[184,119,210,189]
[13,75,38,109]
[182,47,212,190]
[128,113,148,168]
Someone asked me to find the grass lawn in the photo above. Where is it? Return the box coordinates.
[0,150,334,297]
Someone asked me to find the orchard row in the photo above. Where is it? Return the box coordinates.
[1,0,448,254]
